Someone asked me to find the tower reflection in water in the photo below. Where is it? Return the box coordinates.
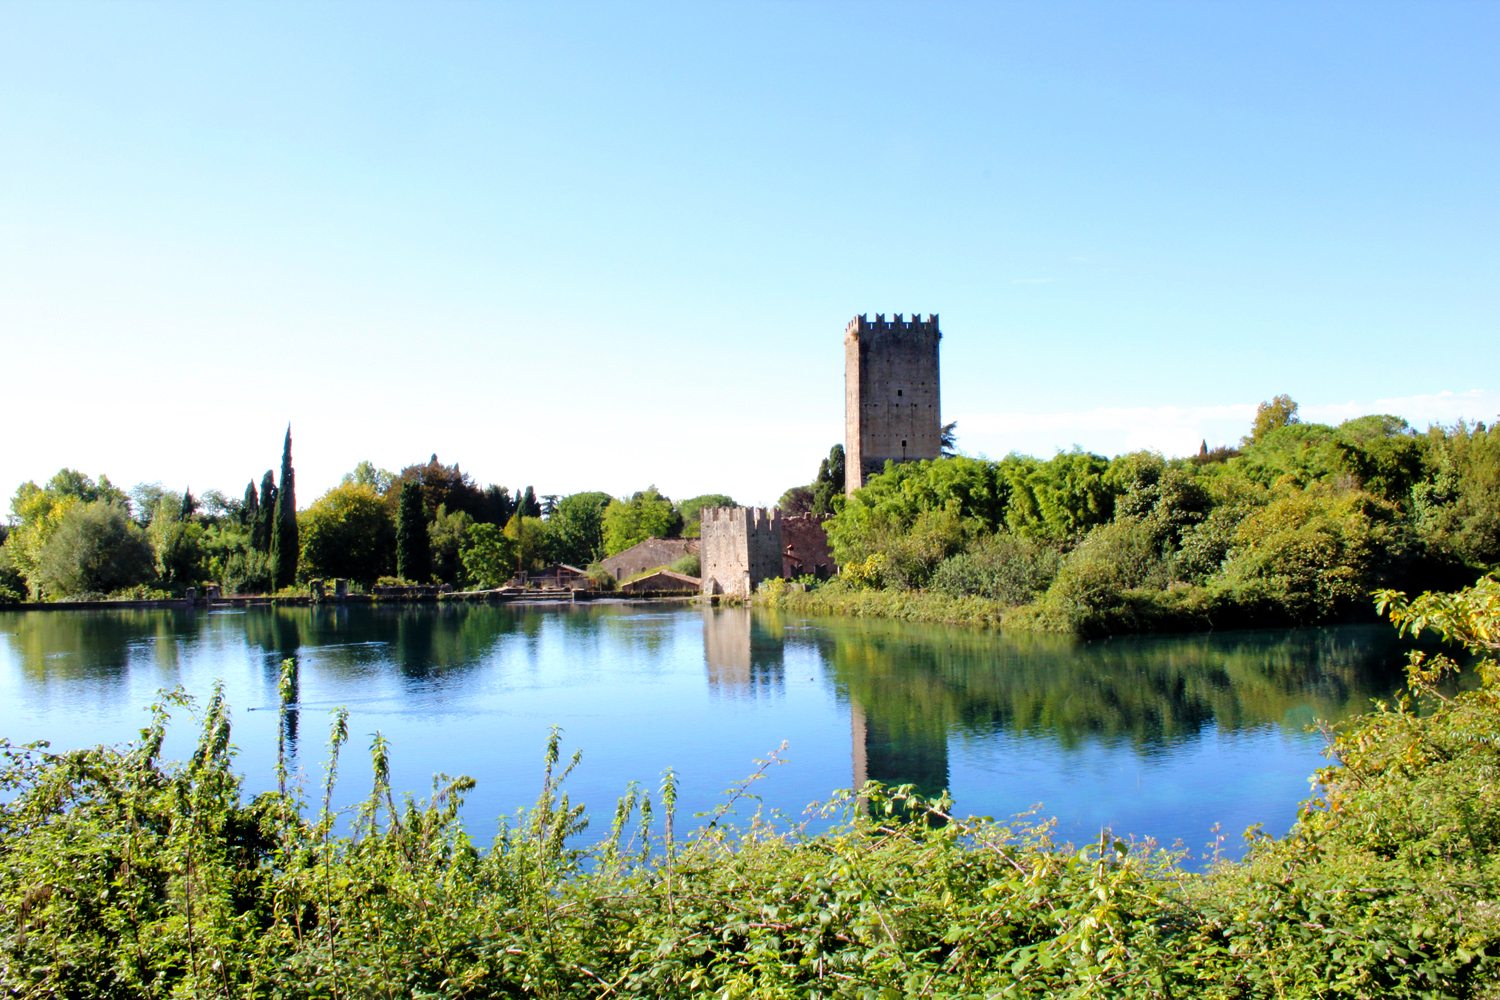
[701,606,1421,827]
[701,607,949,801]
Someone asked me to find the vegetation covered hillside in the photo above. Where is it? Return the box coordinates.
[774,400,1499,636]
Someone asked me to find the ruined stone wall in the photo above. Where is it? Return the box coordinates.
[600,537,699,580]
[699,506,782,598]
[781,513,836,579]
[845,313,941,493]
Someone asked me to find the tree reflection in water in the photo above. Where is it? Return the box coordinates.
[702,608,1424,808]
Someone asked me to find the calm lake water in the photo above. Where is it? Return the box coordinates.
[0,603,1423,860]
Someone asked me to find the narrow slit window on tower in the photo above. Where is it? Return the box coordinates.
[897,389,902,396]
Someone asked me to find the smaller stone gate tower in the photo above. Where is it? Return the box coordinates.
[699,506,783,598]
[845,313,941,493]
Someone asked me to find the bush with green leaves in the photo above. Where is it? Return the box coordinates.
[459,521,516,589]
[30,500,156,599]
[928,532,1061,605]
[299,481,396,585]
[817,402,1497,637]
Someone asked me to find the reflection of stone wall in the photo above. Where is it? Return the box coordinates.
[701,606,785,698]
[700,507,782,597]
[703,606,751,691]
[850,702,949,800]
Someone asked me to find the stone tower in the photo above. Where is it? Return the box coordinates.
[844,313,941,493]
[699,506,783,598]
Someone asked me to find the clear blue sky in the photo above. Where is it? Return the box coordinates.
[3,2,1496,508]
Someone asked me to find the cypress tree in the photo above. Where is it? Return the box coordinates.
[252,471,276,553]
[271,426,298,590]
[242,481,259,529]
[519,485,541,519]
[395,481,430,583]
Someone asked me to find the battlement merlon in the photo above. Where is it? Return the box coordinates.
[844,313,941,342]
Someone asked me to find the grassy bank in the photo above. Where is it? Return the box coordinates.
[758,578,1009,627]
[760,577,1393,638]
[3,582,1499,998]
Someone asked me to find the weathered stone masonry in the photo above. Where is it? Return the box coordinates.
[845,313,941,494]
[699,506,783,598]
[782,512,835,580]
[700,507,838,596]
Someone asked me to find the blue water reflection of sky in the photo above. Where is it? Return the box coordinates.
[0,605,1409,865]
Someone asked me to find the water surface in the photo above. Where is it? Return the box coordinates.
[0,603,1420,860]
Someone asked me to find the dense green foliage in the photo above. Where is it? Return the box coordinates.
[549,491,614,566]
[0,435,711,597]
[602,486,683,556]
[0,469,130,599]
[299,482,395,585]
[29,500,156,598]
[395,481,430,584]
[816,405,1497,637]
[460,522,516,589]
[3,584,1499,996]
[678,494,736,538]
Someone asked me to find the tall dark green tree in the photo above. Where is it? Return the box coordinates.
[270,426,298,589]
[242,480,259,529]
[811,444,846,514]
[519,486,541,518]
[251,471,276,553]
[395,481,430,583]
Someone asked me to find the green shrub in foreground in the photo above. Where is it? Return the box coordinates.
[4,582,1500,997]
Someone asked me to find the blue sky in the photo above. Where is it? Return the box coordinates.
[3,2,1496,508]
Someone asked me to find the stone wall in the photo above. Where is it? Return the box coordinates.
[600,537,700,580]
[699,506,782,598]
[845,313,941,493]
[782,513,836,579]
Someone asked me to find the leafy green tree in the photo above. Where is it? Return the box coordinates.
[395,481,430,583]
[810,444,846,514]
[299,482,396,585]
[678,493,736,536]
[459,522,516,588]
[940,421,959,458]
[1413,420,1500,570]
[548,491,613,566]
[828,456,1009,568]
[143,490,208,593]
[32,501,155,598]
[343,460,396,494]
[128,482,168,527]
[504,512,550,573]
[4,470,129,597]
[0,546,27,603]
[601,487,682,556]
[1003,449,1117,541]
[428,505,475,585]
[1242,393,1300,445]
[270,427,298,589]
[1217,485,1407,623]
[778,486,813,515]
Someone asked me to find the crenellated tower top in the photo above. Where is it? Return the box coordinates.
[844,313,941,340]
